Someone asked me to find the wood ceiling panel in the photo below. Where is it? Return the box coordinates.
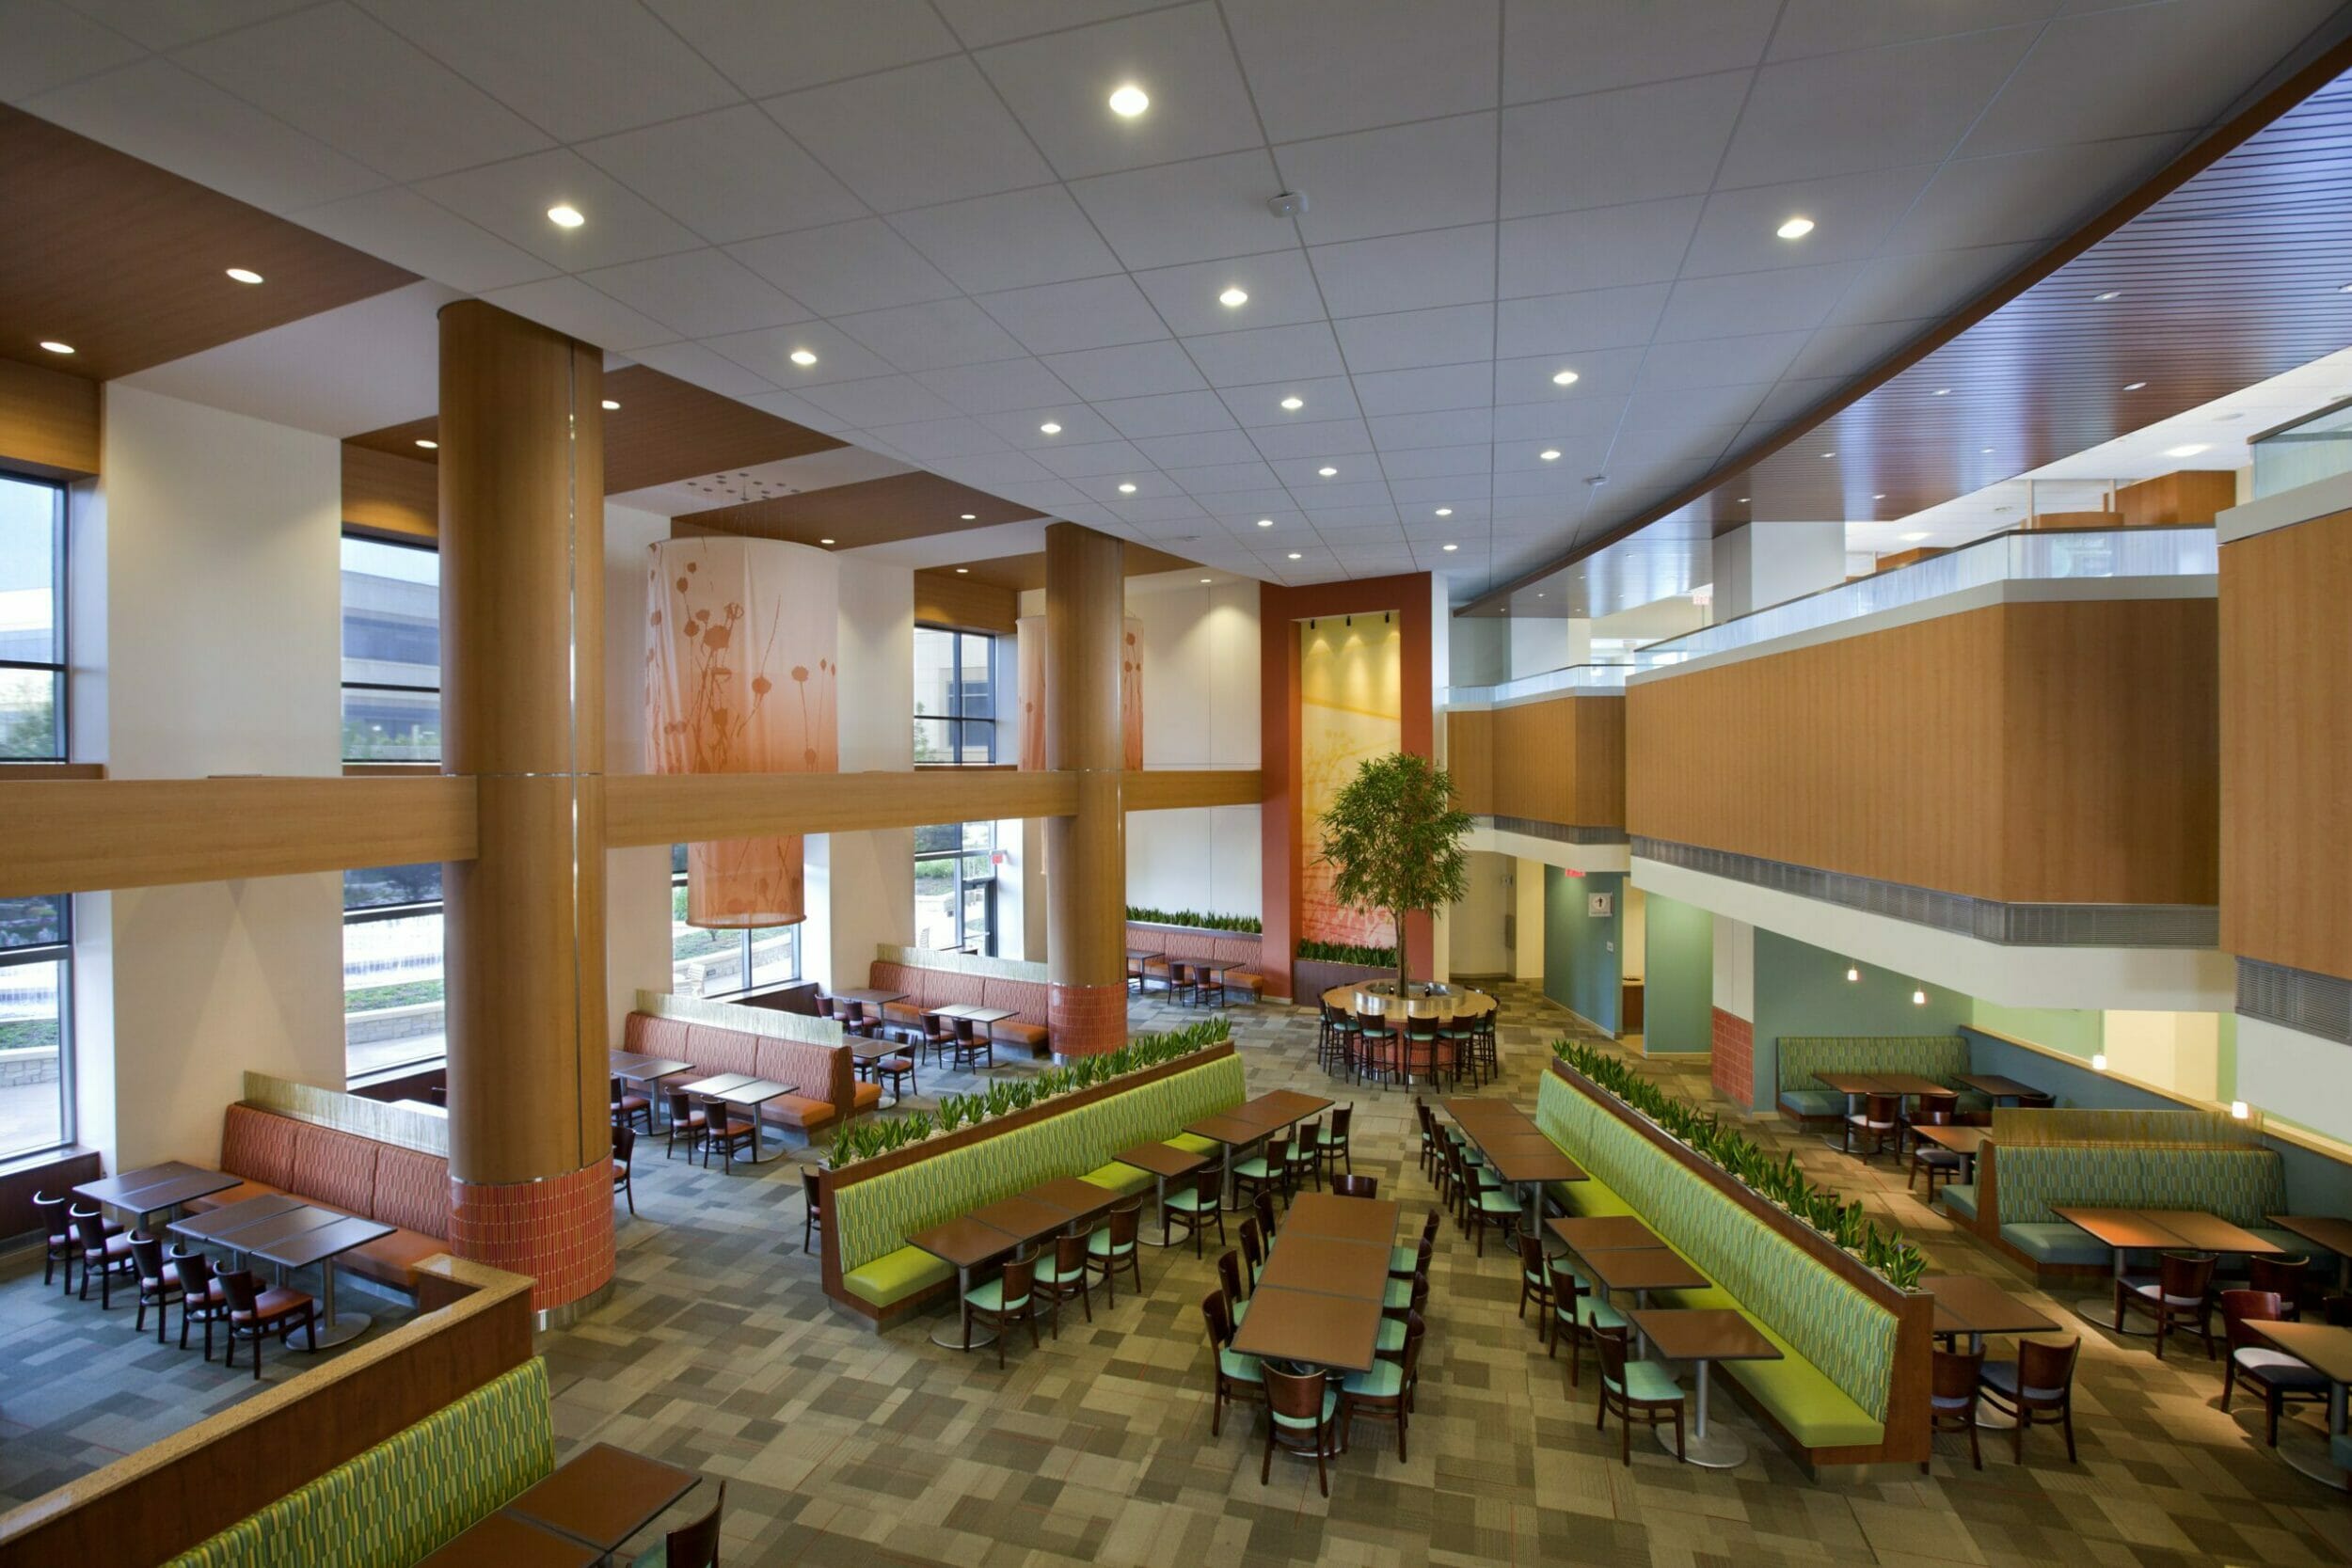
[673,471,1041,549]
[945,543,1202,593]
[0,105,415,383]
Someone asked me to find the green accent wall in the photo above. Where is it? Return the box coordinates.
[1747,930,1970,1109]
[1643,893,1712,1053]
[1543,866,1622,1035]
[1968,998,2104,1061]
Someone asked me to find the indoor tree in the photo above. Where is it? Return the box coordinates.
[1314,751,1473,994]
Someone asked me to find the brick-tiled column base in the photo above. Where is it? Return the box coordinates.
[1049,980,1129,1055]
[449,1160,615,1313]
[1710,1007,1754,1107]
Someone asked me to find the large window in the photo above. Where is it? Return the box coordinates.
[344,863,444,1080]
[0,472,66,759]
[913,626,998,764]
[915,821,996,955]
[342,535,440,762]
[669,846,802,998]
[0,894,71,1159]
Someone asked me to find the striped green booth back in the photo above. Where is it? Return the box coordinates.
[167,1357,555,1568]
[1776,1036,1970,1095]
[1994,1143,2286,1226]
[1538,1073,1899,1422]
[834,1052,1246,1273]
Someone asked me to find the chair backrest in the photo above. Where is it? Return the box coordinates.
[1917,1104,1954,1129]
[1202,1289,1235,1349]
[1593,1324,1632,1389]
[1263,1364,1327,1425]
[803,1167,821,1207]
[1217,1249,1247,1305]
[1264,1132,1289,1167]
[1930,1346,1982,1402]
[817,994,837,1019]
[1863,1094,1899,1124]
[215,1268,262,1316]
[1240,1217,1264,1277]
[700,1095,736,1131]
[129,1230,165,1281]
[2249,1254,2309,1298]
[2219,1288,2286,1350]
[1398,1312,1427,1382]
[997,1255,1035,1307]
[2158,1250,2217,1299]
[1331,1104,1352,1141]
[1108,1201,1141,1247]
[667,1086,697,1122]
[609,1074,625,1105]
[1419,1210,1439,1248]
[2328,1294,2352,1327]
[1547,1254,1583,1304]
[1295,1119,1319,1151]
[1189,1169,1222,1211]
[72,1207,109,1252]
[2016,1337,2080,1399]
[33,1190,67,1242]
[1518,1229,1545,1276]
[1334,1174,1378,1199]
[175,1248,216,1295]
[1253,1189,1278,1239]
[612,1122,635,1164]
[1055,1231,1089,1281]
[841,1000,866,1026]
[953,1015,977,1042]
[662,1479,724,1568]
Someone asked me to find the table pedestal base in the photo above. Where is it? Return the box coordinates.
[930,1315,997,1351]
[2274,1424,2352,1491]
[304,1311,373,1350]
[1660,1421,1748,1468]
[2074,1299,2153,1336]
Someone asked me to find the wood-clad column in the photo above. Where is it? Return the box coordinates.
[437,300,612,1317]
[1043,523,1128,1054]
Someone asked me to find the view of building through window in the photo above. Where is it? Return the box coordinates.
[0,472,71,1156]
[341,534,440,762]
[670,846,801,997]
[912,626,999,764]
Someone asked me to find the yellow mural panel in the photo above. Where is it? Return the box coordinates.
[1299,615,1402,946]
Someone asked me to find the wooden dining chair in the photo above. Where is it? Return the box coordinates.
[1232,1132,1292,1213]
[1251,1188,1279,1248]
[963,1254,1041,1369]
[2116,1250,2217,1359]
[1238,1217,1266,1291]
[699,1096,757,1174]
[1383,1239,1432,1319]
[1906,1106,1963,1196]
[1548,1255,1624,1386]
[1342,1312,1424,1462]
[170,1248,230,1359]
[126,1232,183,1343]
[612,1122,636,1216]
[33,1190,86,1294]
[1847,1094,1900,1162]
[610,1073,652,1133]
[1332,1173,1379,1201]
[1161,1169,1225,1259]
[1463,1160,1522,1258]
[2249,1255,2311,1319]
[950,1014,993,1071]
[1216,1246,1252,1323]
[1391,1211,1439,1278]
[1376,1275,1429,1367]
[1201,1290,1263,1436]
[801,1167,825,1256]
[1287,1120,1323,1193]
[876,1049,917,1105]
[72,1207,137,1308]
[1978,1337,2081,1463]
[1087,1200,1147,1303]
[1260,1365,1342,1497]
[2219,1289,2329,1445]
[658,1480,724,1568]
[1037,1231,1094,1336]
[1924,1346,1984,1472]
[1593,1326,1684,1466]
[215,1267,317,1379]
[1517,1230,1555,1326]
[664,1087,707,1161]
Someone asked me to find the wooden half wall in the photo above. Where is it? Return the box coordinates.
[1445,694,1625,828]
[1627,597,2217,906]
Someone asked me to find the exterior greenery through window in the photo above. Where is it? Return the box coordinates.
[915,821,995,954]
[0,473,72,1157]
[671,846,801,997]
[912,625,999,764]
[341,533,439,762]
[344,863,445,1081]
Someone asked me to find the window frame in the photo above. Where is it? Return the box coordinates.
[914,823,997,956]
[0,469,68,762]
[342,868,448,1084]
[668,858,803,1001]
[339,530,442,765]
[912,624,999,765]
[0,895,74,1160]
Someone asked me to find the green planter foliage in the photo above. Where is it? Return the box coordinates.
[1125,906,1262,933]
[1295,939,1398,967]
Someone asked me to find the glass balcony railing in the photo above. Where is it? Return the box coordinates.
[2251,396,2352,499]
[1449,525,2217,705]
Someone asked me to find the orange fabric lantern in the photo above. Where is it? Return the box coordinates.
[1017,612,1140,770]
[644,537,837,927]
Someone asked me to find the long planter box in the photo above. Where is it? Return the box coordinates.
[816,1041,1239,1324]
[1292,958,1393,1002]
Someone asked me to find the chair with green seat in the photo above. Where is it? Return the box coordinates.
[1547,1255,1623,1386]
[1402,1023,1439,1090]
[1318,1104,1355,1182]
[637,1480,723,1568]
[1593,1325,1684,1466]
[1288,1120,1324,1193]
[1218,1248,1251,1325]
[1464,1160,1522,1257]
[1036,1231,1093,1338]
[1251,1188,1279,1250]
[962,1253,1040,1369]
[1086,1201,1147,1303]
[1383,1239,1431,1317]
[1239,1217,1266,1291]
[1341,1312,1424,1461]
[1232,1132,1292,1214]
[1201,1290,1262,1437]
[1391,1211,1438,1277]
[1413,1098,1438,1178]
[1261,1364,1343,1497]
[1375,1275,1430,1363]
[1516,1231,1556,1330]
[1162,1167,1226,1259]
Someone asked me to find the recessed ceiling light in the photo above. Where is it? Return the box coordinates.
[1317,466,1338,477]
[547,204,585,229]
[225,267,263,284]
[39,341,73,355]
[2340,282,2352,293]
[1286,551,1302,560]
[2123,381,2147,390]
[1821,451,1836,459]
[960,513,977,520]
[1539,449,1561,462]
[1434,507,1452,516]
[1040,420,1062,435]
[1776,215,1815,239]
[1218,286,1248,308]
[1279,395,1304,411]
[601,399,620,410]
[1256,517,1274,528]
[1108,84,1149,118]
[819,537,835,545]
[415,438,437,450]
[788,349,818,366]
[1536,593,1544,598]
[1118,482,1137,493]
[2092,290,2121,301]
[1441,543,1457,552]
[955,567,969,574]
[2165,442,2211,458]
[1550,368,1580,387]
[1932,388,1950,396]
[1872,493,1885,499]
[1200,577,1212,583]
[1899,531,1930,543]
[1736,497,1749,503]
[1979,446,1994,453]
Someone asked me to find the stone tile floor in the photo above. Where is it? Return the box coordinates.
[4,981,2349,1565]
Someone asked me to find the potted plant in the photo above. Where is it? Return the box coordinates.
[1312,751,1473,1000]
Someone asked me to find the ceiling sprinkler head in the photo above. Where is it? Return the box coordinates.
[1266,190,1310,218]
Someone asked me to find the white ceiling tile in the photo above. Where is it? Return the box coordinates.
[914,357,1081,416]
[793,373,965,426]
[1132,250,1324,338]
[1495,285,1671,356]
[62,0,310,48]
[1388,473,1488,504]
[1783,318,1930,381]
[1494,345,1645,404]
[1678,165,1938,277]
[931,0,1167,49]
[1041,341,1207,400]
[1496,433,1610,472]
[28,58,386,212]
[706,320,896,385]
[1498,197,1703,297]
[1883,135,2187,254]
[1379,444,1492,480]
[1351,361,1495,418]
[864,416,1009,460]
[890,184,1121,293]
[726,219,959,315]
[1183,322,1345,388]
[1368,408,1493,450]
[1493,397,1628,440]
[583,248,809,339]
[1165,460,1283,494]
[413,148,704,269]
[1220,375,1359,428]
[1069,150,1291,271]
[1825,244,2036,327]
[1634,332,1807,391]
[1136,429,1263,467]
[1278,113,1498,245]
[1311,225,1495,319]
[1501,72,1746,219]
[738,388,854,432]
[627,340,781,398]
[356,0,738,142]
[0,0,145,103]
[763,55,1053,212]
[1652,264,1864,344]
[1224,0,1499,143]
[481,276,677,353]
[1030,437,1151,477]
[1503,0,1777,102]
[977,2,1261,179]
[1334,305,1494,375]
[578,103,867,245]
[1252,419,1374,461]
[975,274,1169,355]
[924,448,1059,485]
[174,3,552,182]
[1283,475,1391,506]
[1096,390,1237,439]
[1768,0,2059,60]
[1619,384,1769,429]
[1109,494,1210,522]
[834,298,1026,371]
[1742,375,1845,425]
[646,0,959,96]
[1203,490,1305,518]
[974,404,1122,448]
[1721,28,2037,188]
[291,185,558,293]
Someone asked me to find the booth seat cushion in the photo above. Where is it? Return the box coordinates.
[755,1037,847,1111]
[343,1228,451,1290]
[842,1244,954,1308]
[2001,1223,2112,1266]
[1938,1184,1979,1222]
[1082,1161,1155,1198]
[850,1082,882,1114]
[760,1094,839,1132]
[221,1103,301,1190]
[993,1021,1050,1053]
[1778,1090,1844,1119]
[1725,1322,1886,1449]
[1167,1132,1220,1157]
[1223,972,1266,997]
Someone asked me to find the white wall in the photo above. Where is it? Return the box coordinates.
[805,555,915,990]
[1711,914,1756,1022]
[1509,615,1589,679]
[1713,521,1848,620]
[602,503,672,1032]
[1514,857,1545,982]
[1449,614,1507,689]
[2103,1009,2219,1102]
[1122,577,1262,919]
[1448,851,1513,976]
[2237,1013,2352,1146]
[73,385,346,1166]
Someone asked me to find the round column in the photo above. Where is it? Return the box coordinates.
[1042,523,1129,1053]
[437,300,613,1319]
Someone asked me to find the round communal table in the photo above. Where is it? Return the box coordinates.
[1320,979,1496,1023]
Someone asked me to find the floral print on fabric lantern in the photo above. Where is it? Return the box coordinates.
[1017,612,1141,770]
[644,537,837,927]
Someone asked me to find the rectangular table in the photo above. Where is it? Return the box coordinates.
[1115,1141,1208,1246]
[1921,1274,2058,1352]
[2267,1213,2352,1291]
[907,1215,1025,1351]
[2056,1206,2282,1334]
[1474,1132,1584,1217]
[1125,948,1165,994]
[1909,1122,1990,1180]
[1815,1071,1958,1154]
[1954,1072,2049,1105]
[1229,1286,1385,1373]
[2250,1321,2352,1490]
[1583,1245,1707,1309]
[502,1443,700,1560]
[1285,1192,1400,1246]
[1628,1307,1782,1468]
[610,1051,695,1084]
[173,1201,343,1259]
[247,1212,395,1349]
[419,1511,601,1568]
[76,1164,241,1222]
[701,1077,797,1161]
[165,1192,307,1243]
[967,1196,1071,1247]
[1548,1215,1661,1254]
[1022,1177,1118,1232]
[1255,1234,1394,1301]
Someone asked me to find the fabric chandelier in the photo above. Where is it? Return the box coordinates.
[644,537,837,927]
[1017,613,1141,769]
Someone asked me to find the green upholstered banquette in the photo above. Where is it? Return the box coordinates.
[1537,1069,1916,1459]
[832,1050,1245,1316]
[1774,1036,1972,1120]
[166,1357,554,1568]
[1990,1142,2290,1269]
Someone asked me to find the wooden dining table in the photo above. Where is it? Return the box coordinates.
[1113,1140,1207,1246]
[1629,1307,1781,1468]
[1231,1196,1398,1383]
[75,1163,242,1225]
[501,1442,700,1560]
[2250,1320,2352,1491]
[1814,1071,1958,1154]
[2054,1205,2281,1333]
[2265,1213,2352,1291]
